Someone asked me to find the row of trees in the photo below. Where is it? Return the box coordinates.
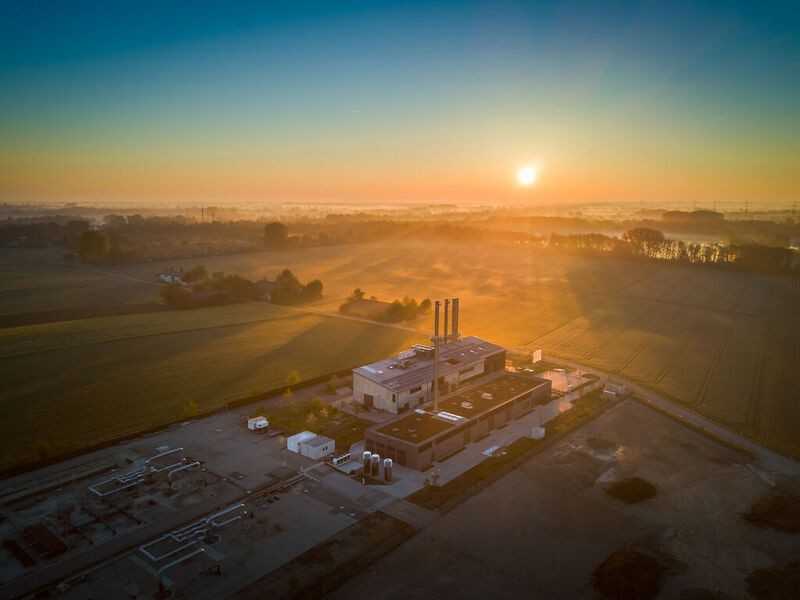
[161,267,323,309]
[549,228,798,274]
[269,269,324,305]
[382,297,433,323]
[339,289,432,322]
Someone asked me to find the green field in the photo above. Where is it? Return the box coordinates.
[0,302,421,472]
[1,240,799,471]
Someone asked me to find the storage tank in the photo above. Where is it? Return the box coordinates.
[362,451,372,471]
[371,454,381,477]
[383,458,393,482]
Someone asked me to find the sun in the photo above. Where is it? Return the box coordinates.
[516,165,538,187]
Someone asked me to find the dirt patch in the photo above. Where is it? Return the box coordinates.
[679,588,734,599]
[606,477,658,504]
[593,547,665,600]
[234,511,415,600]
[587,437,618,452]
[743,494,800,533]
[746,561,800,600]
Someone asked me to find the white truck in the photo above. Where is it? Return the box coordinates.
[247,416,269,432]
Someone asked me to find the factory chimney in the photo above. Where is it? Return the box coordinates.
[432,301,441,411]
[443,299,450,345]
[433,300,440,340]
[451,297,459,340]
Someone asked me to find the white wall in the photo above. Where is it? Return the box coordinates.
[300,439,335,460]
[353,373,396,413]
[353,357,489,414]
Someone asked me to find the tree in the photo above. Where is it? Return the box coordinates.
[78,230,109,261]
[183,265,208,283]
[419,298,432,313]
[184,399,200,418]
[264,222,289,248]
[302,279,323,301]
[351,288,365,300]
[160,284,193,308]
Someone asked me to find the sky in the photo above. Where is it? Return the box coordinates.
[1,0,798,207]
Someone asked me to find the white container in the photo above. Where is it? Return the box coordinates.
[287,431,317,453]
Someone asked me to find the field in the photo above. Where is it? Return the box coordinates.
[1,239,799,471]
[0,301,421,472]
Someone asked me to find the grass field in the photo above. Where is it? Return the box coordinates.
[0,301,421,472]
[1,239,799,471]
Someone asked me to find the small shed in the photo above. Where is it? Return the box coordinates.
[287,431,317,453]
[299,435,336,460]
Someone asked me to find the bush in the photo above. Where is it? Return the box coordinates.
[744,494,800,533]
[605,477,658,504]
[746,561,800,600]
[593,547,664,600]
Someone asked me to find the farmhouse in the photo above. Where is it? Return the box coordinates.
[364,372,553,470]
[352,335,506,413]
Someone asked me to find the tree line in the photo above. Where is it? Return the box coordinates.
[160,266,323,310]
[549,228,798,274]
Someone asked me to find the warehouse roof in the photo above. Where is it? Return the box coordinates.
[372,372,549,444]
[353,336,504,391]
[438,373,550,417]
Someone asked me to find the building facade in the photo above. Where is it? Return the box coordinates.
[352,336,506,414]
[364,372,553,471]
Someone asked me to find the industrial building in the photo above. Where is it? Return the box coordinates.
[353,297,554,470]
[353,298,506,414]
[364,372,553,470]
[353,336,506,413]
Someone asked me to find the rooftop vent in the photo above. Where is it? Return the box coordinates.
[481,392,493,401]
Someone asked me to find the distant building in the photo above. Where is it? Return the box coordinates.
[352,336,506,414]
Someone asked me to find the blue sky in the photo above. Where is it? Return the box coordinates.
[1,0,798,205]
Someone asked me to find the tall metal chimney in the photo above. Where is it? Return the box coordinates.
[443,299,450,345]
[452,297,459,340]
[432,301,441,412]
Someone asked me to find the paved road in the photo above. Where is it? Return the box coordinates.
[536,354,800,478]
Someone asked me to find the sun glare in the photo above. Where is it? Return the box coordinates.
[517,165,538,187]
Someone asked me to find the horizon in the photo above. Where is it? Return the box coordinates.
[2,1,799,207]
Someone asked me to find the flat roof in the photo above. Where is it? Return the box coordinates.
[438,373,550,417]
[372,372,549,445]
[375,412,455,444]
[304,435,334,447]
[353,336,505,391]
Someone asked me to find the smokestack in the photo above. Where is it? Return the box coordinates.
[443,299,450,344]
[452,297,459,340]
[434,301,440,340]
